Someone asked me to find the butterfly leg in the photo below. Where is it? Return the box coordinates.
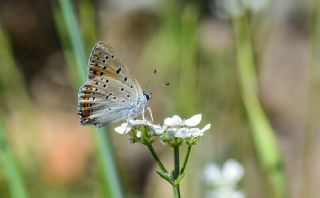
[123,114,131,133]
[146,107,153,122]
[142,108,145,120]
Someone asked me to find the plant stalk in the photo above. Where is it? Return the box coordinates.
[180,145,192,175]
[173,146,181,198]
[145,142,168,174]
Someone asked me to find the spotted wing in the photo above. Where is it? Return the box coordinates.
[78,41,144,127]
[78,77,137,127]
[87,41,143,95]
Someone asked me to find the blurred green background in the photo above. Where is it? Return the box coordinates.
[0,0,319,197]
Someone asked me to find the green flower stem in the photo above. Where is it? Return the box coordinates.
[173,146,180,179]
[145,142,168,174]
[180,145,192,175]
[173,185,180,198]
[173,146,181,198]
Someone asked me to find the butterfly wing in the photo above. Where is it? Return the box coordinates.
[78,41,145,127]
[88,41,143,94]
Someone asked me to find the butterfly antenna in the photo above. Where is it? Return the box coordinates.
[144,69,157,90]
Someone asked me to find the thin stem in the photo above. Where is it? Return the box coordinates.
[145,142,168,174]
[173,185,180,198]
[173,146,180,179]
[173,146,181,198]
[180,145,192,175]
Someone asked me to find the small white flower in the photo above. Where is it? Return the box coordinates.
[114,114,211,146]
[174,124,211,138]
[175,127,190,138]
[222,159,244,186]
[203,159,244,187]
[203,164,221,184]
[167,128,178,139]
[203,159,245,198]
[164,114,202,127]
[153,124,165,135]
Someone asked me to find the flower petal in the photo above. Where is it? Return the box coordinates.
[164,115,183,126]
[184,114,202,127]
[175,127,190,138]
[166,128,178,139]
[189,128,201,137]
[152,124,164,135]
[114,123,131,134]
[200,124,211,134]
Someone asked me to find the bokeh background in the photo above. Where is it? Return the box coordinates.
[0,0,319,197]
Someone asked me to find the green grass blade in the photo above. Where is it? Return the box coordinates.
[233,15,287,198]
[58,0,87,79]
[0,23,29,198]
[55,1,124,197]
[0,120,28,198]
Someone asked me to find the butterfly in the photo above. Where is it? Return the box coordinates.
[77,41,152,128]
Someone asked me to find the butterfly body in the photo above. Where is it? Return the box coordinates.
[77,41,151,128]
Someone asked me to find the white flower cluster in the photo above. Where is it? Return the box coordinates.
[114,114,211,146]
[203,159,245,198]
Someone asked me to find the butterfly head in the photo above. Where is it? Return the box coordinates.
[143,91,152,101]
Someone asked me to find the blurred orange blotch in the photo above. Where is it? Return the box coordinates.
[38,112,93,185]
